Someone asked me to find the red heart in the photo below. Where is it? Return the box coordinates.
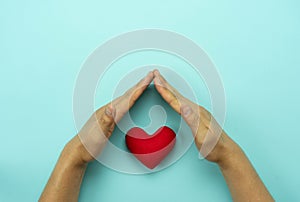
[125,126,176,169]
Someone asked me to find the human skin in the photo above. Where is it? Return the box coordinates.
[39,71,155,201]
[39,70,274,202]
[152,70,274,202]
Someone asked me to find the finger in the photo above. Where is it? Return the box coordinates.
[126,71,154,108]
[94,104,115,136]
[112,71,154,122]
[153,70,202,133]
[153,70,182,96]
[153,70,182,113]
[181,105,201,135]
[153,70,196,115]
[102,104,116,128]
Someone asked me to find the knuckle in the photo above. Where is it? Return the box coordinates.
[169,98,178,107]
[195,135,204,146]
[100,113,113,125]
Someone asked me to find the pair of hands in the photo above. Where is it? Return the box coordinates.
[68,70,238,167]
[41,70,274,202]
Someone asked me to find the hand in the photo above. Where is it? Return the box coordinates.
[153,70,239,164]
[40,72,155,202]
[42,69,273,202]
[65,71,155,165]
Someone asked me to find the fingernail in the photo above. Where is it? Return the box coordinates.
[105,107,112,117]
[153,69,160,76]
[182,106,192,117]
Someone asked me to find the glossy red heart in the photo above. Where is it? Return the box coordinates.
[125,126,176,169]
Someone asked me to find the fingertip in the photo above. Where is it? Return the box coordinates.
[153,70,169,86]
[147,70,153,77]
[153,69,160,77]
[141,71,154,86]
[154,76,163,87]
[147,71,154,80]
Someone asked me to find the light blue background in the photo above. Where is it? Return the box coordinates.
[1,0,300,201]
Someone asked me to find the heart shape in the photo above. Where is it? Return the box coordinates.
[125,126,176,169]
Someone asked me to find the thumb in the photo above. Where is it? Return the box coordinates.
[180,105,200,136]
[97,104,116,137]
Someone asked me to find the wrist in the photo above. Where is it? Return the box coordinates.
[216,133,245,170]
[62,136,92,167]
